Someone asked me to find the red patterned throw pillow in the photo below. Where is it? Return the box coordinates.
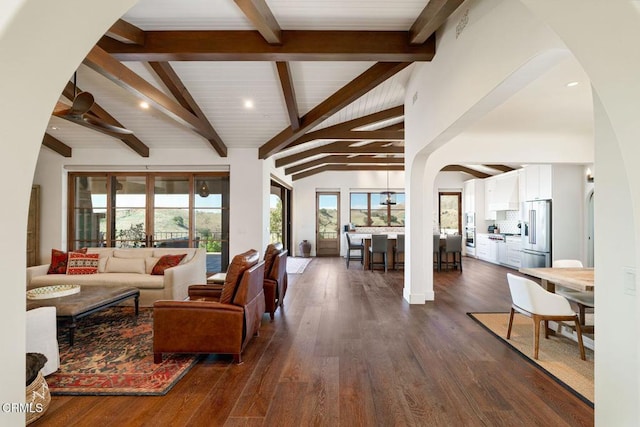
[47,248,88,274]
[151,254,186,275]
[66,252,99,275]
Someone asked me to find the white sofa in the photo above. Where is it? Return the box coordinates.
[27,248,207,307]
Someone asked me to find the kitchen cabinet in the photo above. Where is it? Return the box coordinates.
[476,234,491,260]
[498,240,508,265]
[463,179,475,213]
[505,236,522,268]
[463,178,486,224]
[484,178,497,220]
[522,164,552,201]
[476,233,498,263]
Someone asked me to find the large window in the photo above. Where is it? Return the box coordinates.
[69,172,229,273]
[349,192,405,226]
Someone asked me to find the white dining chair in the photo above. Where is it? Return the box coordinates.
[552,259,594,325]
[506,273,586,360]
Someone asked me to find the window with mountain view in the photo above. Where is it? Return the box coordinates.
[69,172,229,273]
[350,192,405,227]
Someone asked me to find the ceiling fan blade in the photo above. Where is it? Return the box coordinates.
[82,115,134,135]
[69,92,95,115]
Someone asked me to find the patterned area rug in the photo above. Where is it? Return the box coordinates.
[47,307,198,396]
[286,257,312,274]
[468,312,594,406]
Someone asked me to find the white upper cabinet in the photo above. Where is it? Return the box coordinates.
[523,164,552,201]
[463,179,475,212]
[484,177,497,220]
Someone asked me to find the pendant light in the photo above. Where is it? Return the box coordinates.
[197,181,210,198]
[380,157,396,206]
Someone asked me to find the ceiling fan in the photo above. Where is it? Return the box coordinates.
[53,73,133,135]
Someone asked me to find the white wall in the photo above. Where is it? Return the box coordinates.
[516,2,640,424]
[0,0,137,421]
[292,169,404,257]
[3,0,640,424]
[402,0,640,424]
[34,146,275,263]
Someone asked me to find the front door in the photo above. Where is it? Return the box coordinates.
[316,192,340,256]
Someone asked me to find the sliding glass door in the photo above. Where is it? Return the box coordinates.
[69,172,229,273]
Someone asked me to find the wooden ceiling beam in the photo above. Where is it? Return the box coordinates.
[259,62,411,159]
[42,133,72,157]
[294,130,403,142]
[484,164,516,172]
[62,81,150,157]
[285,155,403,175]
[292,164,404,181]
[410,0,465,45]
[276,62,300,131]
[97,31,435,62]
[233,0,282,44]
[148,62,227,156]
[441,165,491,179]
[275,141,403,168]
[105,19,145,45]
[282,105,404,148]
[83,46,222,152]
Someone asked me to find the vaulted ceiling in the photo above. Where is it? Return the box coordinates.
[43,0,586,181]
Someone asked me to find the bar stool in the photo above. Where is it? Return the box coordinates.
[443,234,463,272]
[369,234,388,272]
[345,233,364,268]
[393,234,405,270]
[433,234,443,271]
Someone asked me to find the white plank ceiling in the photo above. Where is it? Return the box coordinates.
[44,0,593,181]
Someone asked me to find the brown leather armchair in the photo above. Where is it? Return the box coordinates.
[263,243,288,320]
[153,249,266,364]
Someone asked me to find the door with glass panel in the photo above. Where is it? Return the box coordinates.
[194,175,229,273]
[112,175,148,247]
[316,192,340,256]
[69,172,229,273]
[152,176,190,248]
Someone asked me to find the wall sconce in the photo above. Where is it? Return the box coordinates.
[586,168,594,183]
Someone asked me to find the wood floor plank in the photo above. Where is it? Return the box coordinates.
[32,256,593,426]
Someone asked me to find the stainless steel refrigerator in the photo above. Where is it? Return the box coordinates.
[521,200,552,268]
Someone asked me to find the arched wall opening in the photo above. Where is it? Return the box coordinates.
[0,0,137,419]
[1,0,639,424]
[403,1,640,425]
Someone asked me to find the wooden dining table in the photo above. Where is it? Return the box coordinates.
[518,267,594,293]
[519,266,595,345]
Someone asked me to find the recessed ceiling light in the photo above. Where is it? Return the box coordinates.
[566,81,579,87]
[139,101,150,109]
[244,100,254,109]
[50,126,58,130]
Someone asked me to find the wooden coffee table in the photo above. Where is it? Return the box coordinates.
[27,286,140,345]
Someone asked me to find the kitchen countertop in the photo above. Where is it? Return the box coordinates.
[347,233,399,239]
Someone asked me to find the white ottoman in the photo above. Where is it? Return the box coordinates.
[26,307,60,376]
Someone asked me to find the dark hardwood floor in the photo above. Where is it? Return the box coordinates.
[34,257,593,426]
